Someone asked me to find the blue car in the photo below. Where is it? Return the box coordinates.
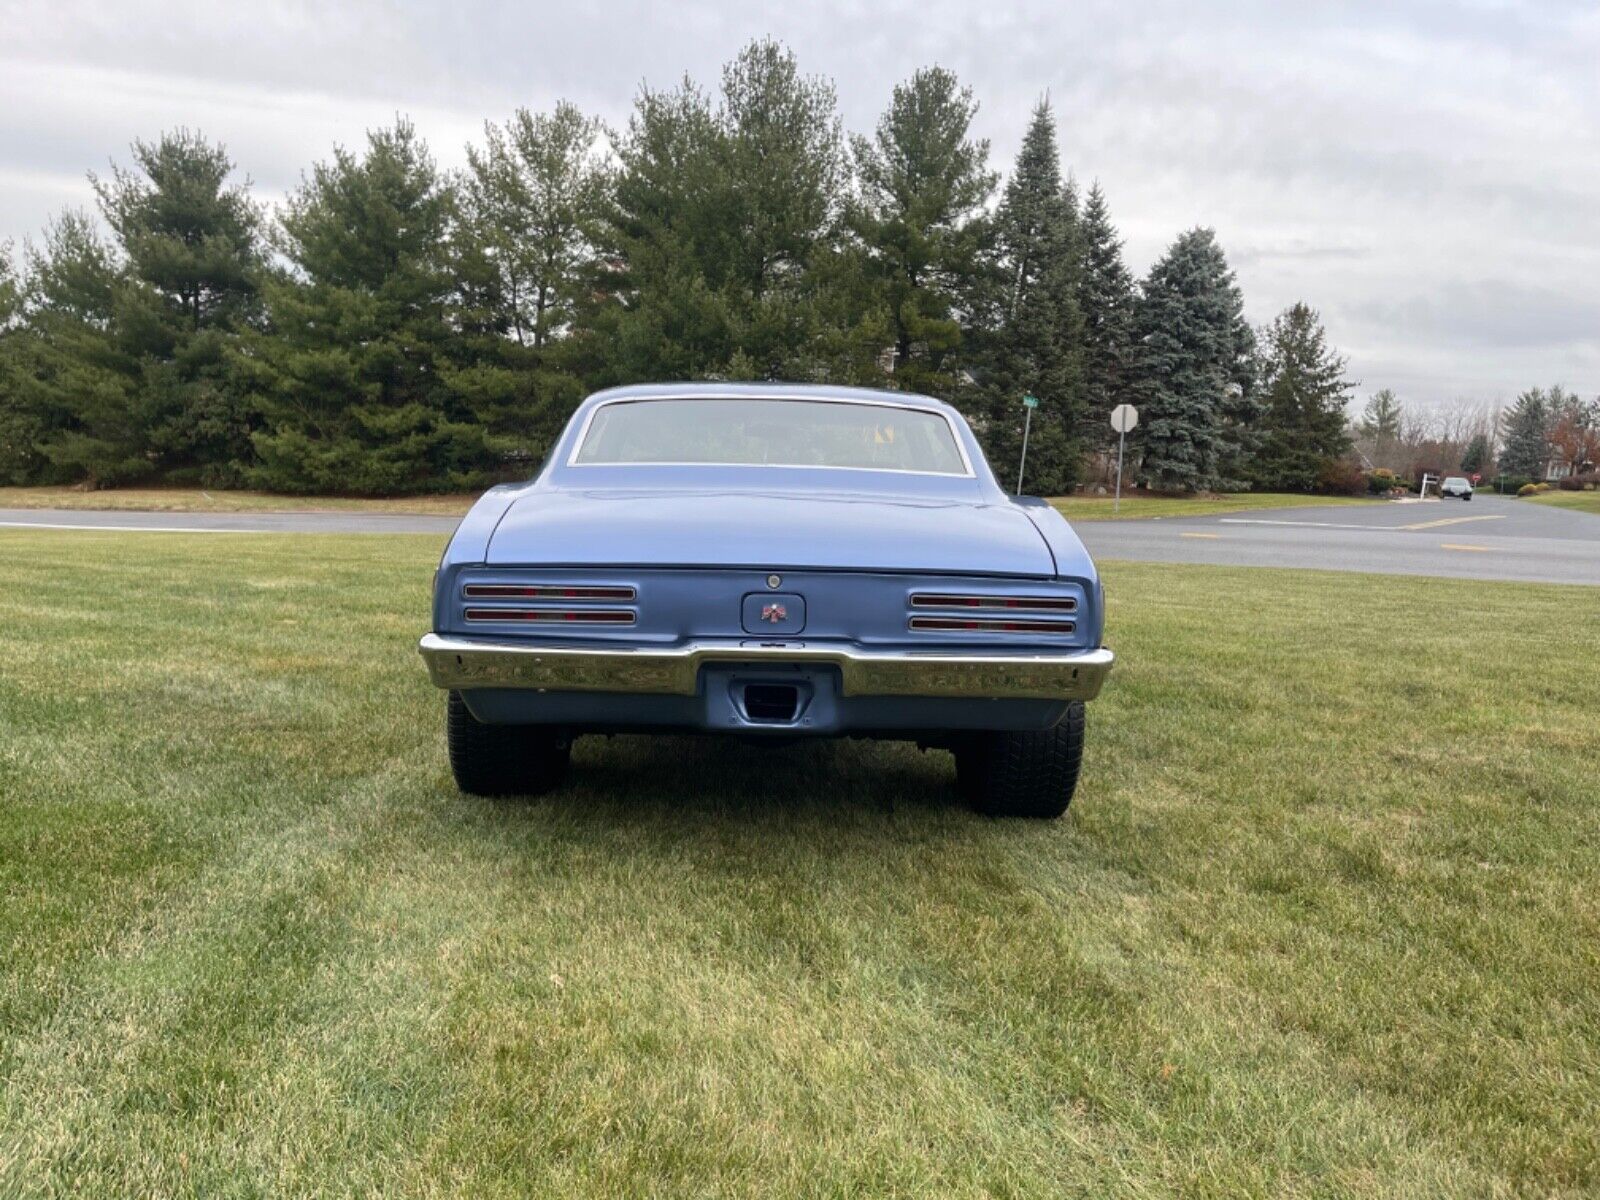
[420,383,1114,817]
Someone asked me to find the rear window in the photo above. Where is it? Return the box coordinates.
[572,398,969,476]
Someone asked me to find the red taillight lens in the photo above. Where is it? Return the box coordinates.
[909,593,1076,612]
[908,616,1075,635]
[464,608,635,624]
[463,584,636,600]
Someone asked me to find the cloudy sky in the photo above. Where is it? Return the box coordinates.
[2,0,1596,409]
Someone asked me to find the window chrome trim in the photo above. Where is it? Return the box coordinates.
[563,393,977,478]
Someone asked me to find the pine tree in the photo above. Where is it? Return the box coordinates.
[464,102,611,350]
[849,66,996,398]
[1497,387,1554,479]
[1459,433,1490,474]
[456,102,611,469]
[1358,388,1402,441]
[1131,228,1257,491]
[92,131,264,482]
[601,41,870,385]
[1076,182,1136,457]
[979,100,1084,493]
[1248,303,1353,491]
[243,121,490,494]
[8,214,147,485]
[0,243,37,482]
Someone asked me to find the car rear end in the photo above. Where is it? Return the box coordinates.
[420,383,1114,817]
[423,563,1109,739]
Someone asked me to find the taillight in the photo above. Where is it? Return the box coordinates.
[464,608,635,625]
[909,593,1076,612]
[463,584,636,600]
[908,616,1075,634]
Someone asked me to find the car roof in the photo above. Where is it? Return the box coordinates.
[580,381,959,416]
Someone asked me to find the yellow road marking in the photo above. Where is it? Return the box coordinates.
[1441,543,1490,552]
[1180,532,1221,539]
[1400,515,1506,530]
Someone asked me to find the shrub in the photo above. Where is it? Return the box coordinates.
[1517,482,1552,496]
[1556,472,1599,491]
[1365,468,1401,495]
[1317,459,1367,496]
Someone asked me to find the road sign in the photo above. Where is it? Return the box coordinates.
[1110,404,1138,513]
[1016,396,1038,493]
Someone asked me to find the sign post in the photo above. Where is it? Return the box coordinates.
[1109,404,1138,513]
[1016,394,1039,495]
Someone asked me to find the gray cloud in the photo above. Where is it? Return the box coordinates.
[1,0,1596,407]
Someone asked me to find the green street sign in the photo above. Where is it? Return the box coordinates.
[1022,394,1039,409]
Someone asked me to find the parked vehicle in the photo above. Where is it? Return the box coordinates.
[1441,476,1474,500]
[420,384,1114,817]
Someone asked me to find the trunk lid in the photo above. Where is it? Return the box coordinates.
[486,488,1056,576]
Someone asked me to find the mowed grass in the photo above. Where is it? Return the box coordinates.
[0,485,476,516]
[1,533,1596,1198]
[1050,491,1379,521]
[1524,490,1600,516]
[0,485,1385,525]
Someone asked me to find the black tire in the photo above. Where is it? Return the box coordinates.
[955,702,1085,819]
[1463,493,1471,501]
[446,691,570,797]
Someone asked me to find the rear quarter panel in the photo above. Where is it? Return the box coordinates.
[1012,497,1105,647]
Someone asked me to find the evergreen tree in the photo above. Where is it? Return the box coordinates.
[464,102,611,350]
[92,130,264,481]
[7,214,146,485]
[601,40,871,384]
[1459,432,1490,474]
[457,101,611,467]
[1130,228,1257,491]
[243,121,490,494]
[849,66,996,397]
[1076,182,1136,456]
[0,243,36,482]
[1497,387,1554,479]
[1248,302,1353,491]
[1359,388,1402,441]
[979,100,1084,493]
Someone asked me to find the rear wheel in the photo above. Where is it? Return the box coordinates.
[956,703,1085,819]
[446,691,570,797]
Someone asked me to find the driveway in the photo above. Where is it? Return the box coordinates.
[2,495,1596,585]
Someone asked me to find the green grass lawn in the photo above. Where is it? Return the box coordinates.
[0,485,477,516]
[0,486,1388,525]
[2,533,1595,1197]
[1524,490,1600,515]
[1050,491,1379,521]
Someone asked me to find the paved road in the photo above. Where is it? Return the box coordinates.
[3,495,1596,585]
[1074,495,1600,586]
[0,508,462,535]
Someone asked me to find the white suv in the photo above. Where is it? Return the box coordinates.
[1441,476,1474,500]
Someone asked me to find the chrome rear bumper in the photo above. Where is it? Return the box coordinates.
[419,634,1113,702]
